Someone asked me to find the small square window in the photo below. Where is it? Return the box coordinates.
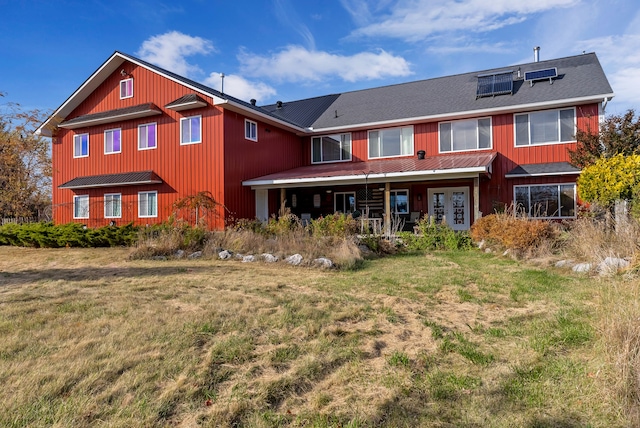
[138,123,157,150]
[104,193,121,218]
[180,116,201,145]
[74,195,89,219]
[74,133,89,158]
[120,78,133,99]
[245,119,257,142]
[104,128,121,154]
[138,191,158,218]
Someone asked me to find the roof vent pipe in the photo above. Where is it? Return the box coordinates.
[276,101,283,109]
[250,99,256,106]
[534,46,540,62]
[417,150,426,160]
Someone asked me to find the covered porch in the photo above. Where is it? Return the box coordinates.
[242,153,496,233]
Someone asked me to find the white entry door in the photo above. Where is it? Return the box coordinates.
[428,187,470,230]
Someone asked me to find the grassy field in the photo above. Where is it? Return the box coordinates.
[0,246,632,427]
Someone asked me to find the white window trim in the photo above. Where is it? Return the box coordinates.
[104,128,122,155]
[438,117,493,153]
[73,133,89,158]
[104,193,122,219]
[513,183,577,219]
[138,122,157,151]
[138,191,158,218]
[514,107,576,148]
[120,78,133,99]
[390,189,410,214]
[180,115,202,145]
[73,195,89,219]
[311,133,353,164]
[245,119,258,142]
[368,126,414,160]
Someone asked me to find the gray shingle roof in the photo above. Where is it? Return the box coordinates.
[59,171,162,189]
[259,94,341,128]
[59,103,162,128]
[505,162,581,178]
[273,53,612,131]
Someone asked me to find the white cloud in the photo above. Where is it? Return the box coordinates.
[203,73,277,103]
[238,45,412,83]
[345,0,579,42]
[137,31,214,77]
[579,33,640,114]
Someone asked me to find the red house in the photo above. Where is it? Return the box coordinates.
[37,51,614,231]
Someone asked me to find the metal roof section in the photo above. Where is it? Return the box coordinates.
[59,170,162,189]
[165,93,208,111]
[243,153,496,189]
[309,53,613,132]
[505,162,581,178]
[58,103,162,129]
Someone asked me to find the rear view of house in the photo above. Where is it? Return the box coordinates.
[38,50,613,231]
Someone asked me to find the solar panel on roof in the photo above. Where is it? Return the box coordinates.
[476,71,513,98]
[525,67,558,85]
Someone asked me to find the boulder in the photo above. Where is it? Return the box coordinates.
[313,257,333,268]
[188,251,203,259]
[262,253,279,263]
[218,250,232,260]
[242,255,256,263]
[597,257,630,275]
[572,263,592,273]
[285,254,303,266]
[174,249,185,259]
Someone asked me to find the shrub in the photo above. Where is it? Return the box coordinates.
[398,216,472,251]
[578,154,640,207]
[0,222,138,248]
[309,213,357,238]
[470,212,557,256]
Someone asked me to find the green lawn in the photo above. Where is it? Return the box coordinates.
[0,246,630,427]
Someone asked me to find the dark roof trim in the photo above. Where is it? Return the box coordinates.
[59,171,162,189]
[505,162,581,178]
[59,103,162,129]
[165,94,208,111]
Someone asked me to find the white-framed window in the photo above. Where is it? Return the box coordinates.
[180,115,201,145]
[104,128,121,154]
[120,78,133,99]
[334,192,356,213]
[138,122,157,150]
[73,133,89,158]
[73,195,89,219]
[104,193,122,218]
[312,133,352,163]
[515,108,575,146]
[138,191,158,218]
[390,190,409,214]
[368,126,413,159]
[439,118,492,152]
[245,119,257,142]
[514,183,576,219]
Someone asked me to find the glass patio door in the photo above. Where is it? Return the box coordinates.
[427,187,469,230]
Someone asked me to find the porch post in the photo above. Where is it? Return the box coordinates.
[384,182,391,235]
[473,177,481,225]
[280,188,286,211]
[255,189,269,222]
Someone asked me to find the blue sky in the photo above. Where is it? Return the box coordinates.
[1,0,639,117]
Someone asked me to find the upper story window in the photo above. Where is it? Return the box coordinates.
[120,78,133,99]
[514,184,576,219]
[368,126,413,159]
[104,128,121,154]
[138,123,157,150]
[515,108,575,146]
[312,133,352,163]
[138,191,158,218]
[180,115,201,145]
[104,193,121,218]
[439,118,492,153]
[73,133,89,158]
[73,195,89,219]
[245,119,257,142]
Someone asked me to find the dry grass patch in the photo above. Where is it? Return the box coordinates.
[0,246,630,426]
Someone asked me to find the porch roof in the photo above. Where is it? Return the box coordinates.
[243,153,496,189]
